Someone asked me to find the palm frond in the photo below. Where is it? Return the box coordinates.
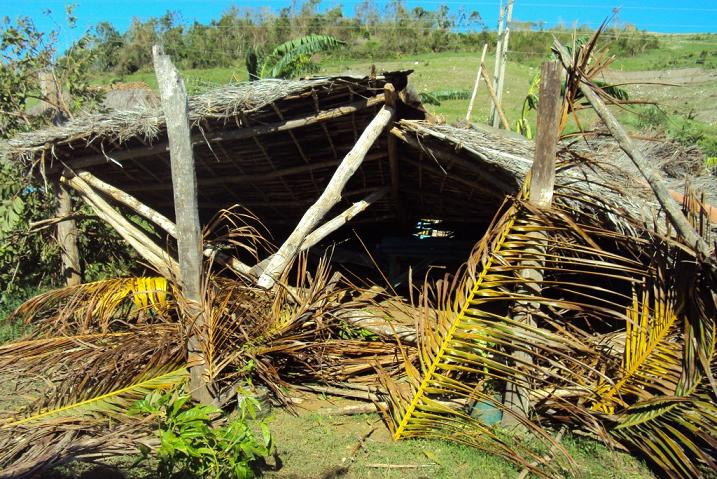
[7,277,173,336]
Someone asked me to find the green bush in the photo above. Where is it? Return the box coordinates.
[131,390,272,479]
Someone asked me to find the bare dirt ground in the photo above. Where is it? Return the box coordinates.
[604,67,717,123]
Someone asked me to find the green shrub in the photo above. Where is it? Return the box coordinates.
[131,390,272,479]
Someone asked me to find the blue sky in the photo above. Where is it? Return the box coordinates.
[4,0,716,49]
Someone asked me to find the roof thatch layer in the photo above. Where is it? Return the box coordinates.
[6,78,356,163]
[392,120,716,237]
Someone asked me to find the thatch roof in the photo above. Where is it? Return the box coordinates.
[392,120,717,237]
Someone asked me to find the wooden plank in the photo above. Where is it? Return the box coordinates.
[502,60,561,427]
[153,45,211,404]
[46,95,385,175]
[55,180,81,286]
[465,44,489,123]
[553,40,711,259]
[256,104,396,289]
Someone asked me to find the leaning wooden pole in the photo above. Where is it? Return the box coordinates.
[480,66,512,131]
[55,179,81,286]
[465,43,488,123]
[553,39,712,259]
[502,60,562,427]
[77,170,252,276]
[256,102,396,289]
[153,45,211,404]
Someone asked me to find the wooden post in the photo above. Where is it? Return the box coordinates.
[256,104,396,289]
[153,45,211,404]
[502,60,561,427]
[490,2,506,126]
[552,40,712,259]
[492,0,514,129]
[480,67,512,131]
[55,180,81,286]
[465,44,489,123]
[384,84,404,224]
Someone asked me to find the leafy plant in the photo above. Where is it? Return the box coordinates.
[418,89,472,106]
[131,390,272,479]
[245,34,345,80]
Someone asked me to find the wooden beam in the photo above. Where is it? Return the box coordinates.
[480,66,512,131]
[502,60,562,428]
[250,188,388,277]
[553,39,712,259]
[46,95,385,175]
[55,179,81,286]
[466,43,489,123]
[256,104,396,289]
[77,170,252,276]
[62,173,179,279]
[384,83,404,224]
[153,45,211,404]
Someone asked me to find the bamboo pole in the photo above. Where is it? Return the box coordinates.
[480,66,512,131]
[553,39,712,259]
[153,45,211,404]
[502,60,562,427]
[62,173,179,279]
[55,180,81,286]
[493,0,515,128]
[77,170,252,276]
[256,104,396,289]
[465,44,489,123]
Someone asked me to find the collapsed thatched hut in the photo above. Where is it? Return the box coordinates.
[3,71,715,288]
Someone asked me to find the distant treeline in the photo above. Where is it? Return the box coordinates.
[82,0,660,74]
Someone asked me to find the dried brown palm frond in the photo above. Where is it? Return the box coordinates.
[7,276,173,336]
[380,178,717,478]
[0,323,187,477]
[203,204,275,267]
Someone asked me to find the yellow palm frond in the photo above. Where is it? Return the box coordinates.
[592,287,682,413]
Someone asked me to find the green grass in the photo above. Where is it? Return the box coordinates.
[262,408,655,479]
[612,34,717,71]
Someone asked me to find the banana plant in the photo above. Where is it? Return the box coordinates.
[245,34,345,80]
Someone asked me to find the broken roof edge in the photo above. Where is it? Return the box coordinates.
[393,119,678,239]
[3,72,412,166]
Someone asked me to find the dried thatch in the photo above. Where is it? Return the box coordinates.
[393,120,717,238]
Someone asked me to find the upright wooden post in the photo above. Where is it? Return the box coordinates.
[502,60,561,427]
[490,2,506,126]
[465,44,488,123]
[55,180,81,286]
[492,0,514,129]
[384,83,404,224]
[152,45,211,404]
